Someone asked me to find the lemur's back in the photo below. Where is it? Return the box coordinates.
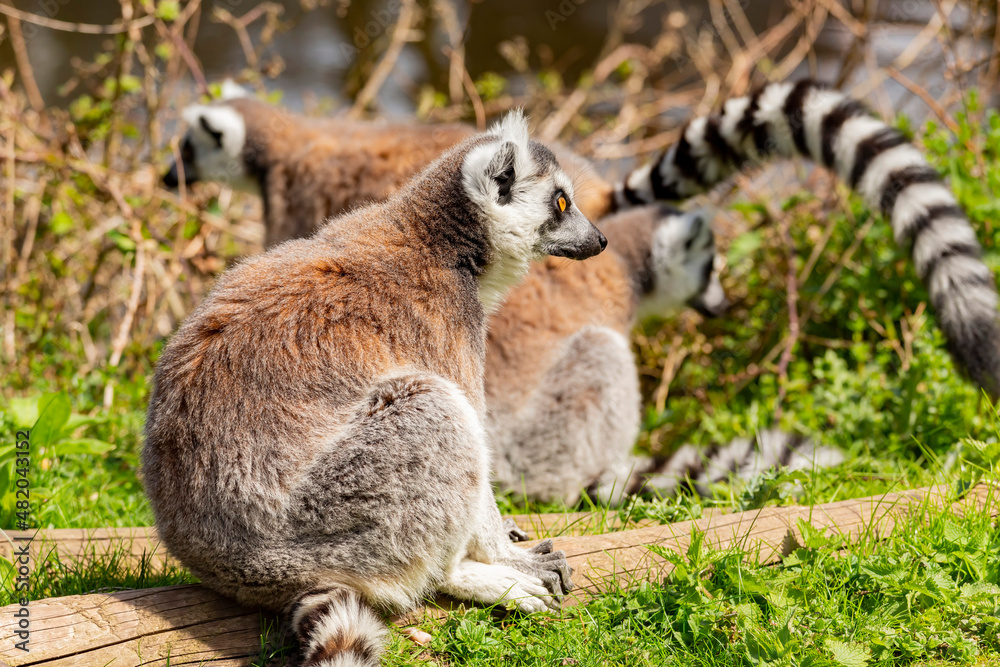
[143,190,488,602]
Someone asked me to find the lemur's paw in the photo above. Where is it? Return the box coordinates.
[502,517,529,542]
[441,560,559,613]
[509,539,574,596]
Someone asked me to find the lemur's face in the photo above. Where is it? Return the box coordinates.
[462,111,606,311]
[637,208,728,321]
[463,113,606,264]
[163,104,258,193]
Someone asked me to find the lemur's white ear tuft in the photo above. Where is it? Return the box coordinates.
[489,109,530,149]
[181,104,208,128]
[219,79,250,100]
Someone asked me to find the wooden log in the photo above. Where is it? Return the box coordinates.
[0,484,993,667]
[0,511,674,575]
[0,510,698,576]
[0,527,177,573]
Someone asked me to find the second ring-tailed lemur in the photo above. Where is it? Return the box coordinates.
[144,113,596,667]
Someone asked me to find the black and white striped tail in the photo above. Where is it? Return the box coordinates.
[640,429,844,497]
[615,80,1000,398]
[287,586,387,667]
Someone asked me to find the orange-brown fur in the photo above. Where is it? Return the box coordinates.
[485,252,634,418]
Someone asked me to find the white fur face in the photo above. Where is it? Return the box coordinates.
[637,210,727,321]
[462,111,606,311]
[164,104,258,193]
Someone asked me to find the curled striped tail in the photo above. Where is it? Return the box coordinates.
[287,586,387,667]
[616,80,1000,398]
[641,429,844,498]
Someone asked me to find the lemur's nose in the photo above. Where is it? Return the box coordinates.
[599,232,608,251]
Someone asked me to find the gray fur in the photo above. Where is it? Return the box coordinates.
[491,326,642,506]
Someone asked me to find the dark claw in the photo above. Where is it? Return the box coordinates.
[529,539,554,555]
[555,560,574,593]
[502,517,530,542]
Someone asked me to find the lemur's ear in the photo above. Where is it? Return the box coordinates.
[219,79,250,100]
[181,105,246,155]
[487,142,516,205]
[488,109,530,148]
[463,110,532,208]
[199,116,224,148]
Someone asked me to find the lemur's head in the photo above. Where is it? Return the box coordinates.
[163,81,258,192]
[459,110,607,310]
[637,206,728,321]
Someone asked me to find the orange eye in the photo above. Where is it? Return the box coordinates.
[558,196,567,212]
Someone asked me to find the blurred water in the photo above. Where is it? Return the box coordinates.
[0,0,991,117]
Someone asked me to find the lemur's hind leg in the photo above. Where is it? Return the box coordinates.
[289,373,574,618]
[283,373,496,612]
[491,325,645,507]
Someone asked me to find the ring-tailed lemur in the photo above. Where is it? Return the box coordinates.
[486,203,723,505]
[486,205,847,505]
[144,113,597,666]
[614,79,1000,399]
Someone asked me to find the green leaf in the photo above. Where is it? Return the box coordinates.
[942,519,968,546]
[107,229,136,253]
[727,231,763,265]
[49,211,74,236]
[825,638,871,667]
[728,561,769,595]
[474,72,506,101]
[64,413,108,432]
[6,395,40,428]
[960,582,1000,600]
[155,0,180,21]
[31,393,72,448]
[0,556,15,589]
[54,438,116,457]
[0,460,12,502]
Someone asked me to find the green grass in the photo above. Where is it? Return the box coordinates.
[0,544,195,607]
[388,492,1000,667]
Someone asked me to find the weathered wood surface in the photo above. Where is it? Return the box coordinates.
[0,511,676,575]
[0,484,993,667]
[0,526,178,572]
[400,482,997,622]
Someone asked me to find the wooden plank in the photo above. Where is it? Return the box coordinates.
[0,527,178,573]
[0,512,686,574]
[0,484,993,667]
[0,584,270,667]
